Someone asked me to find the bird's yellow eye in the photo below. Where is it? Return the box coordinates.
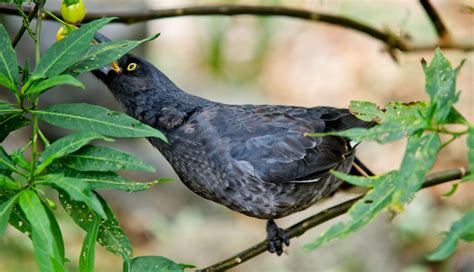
[127,63,137,71]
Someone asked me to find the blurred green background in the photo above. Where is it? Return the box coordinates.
[1,0,473,271]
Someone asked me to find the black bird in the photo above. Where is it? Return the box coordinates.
[92,33,373,255]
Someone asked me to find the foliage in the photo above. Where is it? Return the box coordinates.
[304,49,473,259]
[0,1,188,271]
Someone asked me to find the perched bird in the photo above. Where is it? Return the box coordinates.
[92,33,373,255]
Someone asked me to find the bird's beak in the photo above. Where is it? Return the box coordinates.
[111,61,121,73]
[96,60,121,76]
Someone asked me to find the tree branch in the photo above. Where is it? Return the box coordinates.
[198,167,470,272]
[419,0,452,43]
[1,3,472,52]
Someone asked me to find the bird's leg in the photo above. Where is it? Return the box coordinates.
[266,219,289,256]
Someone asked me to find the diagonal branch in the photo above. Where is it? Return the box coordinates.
[11,2,39,47]
[198,167,469,271]
[419,0,452,43]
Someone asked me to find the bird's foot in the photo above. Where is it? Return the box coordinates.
[266,220,289,256]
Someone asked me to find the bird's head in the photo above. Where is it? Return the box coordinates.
[91,32,175,98]
[92,54,160,96]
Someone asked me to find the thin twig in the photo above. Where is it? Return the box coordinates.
[199,167,469,271]
[419,0,451,42]
[0,3,471,52]
[11,2,39,47]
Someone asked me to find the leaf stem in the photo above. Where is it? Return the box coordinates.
[29,0,45,182]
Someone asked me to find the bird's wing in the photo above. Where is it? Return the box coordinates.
[189,105,361,184]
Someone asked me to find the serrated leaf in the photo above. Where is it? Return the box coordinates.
[308,102,428,143]
[79,215,100,272]
[391,134,441,210]
[68,33,160,75]
[0,192,20,237]
[19,190,65,272]
[427,210,474,261]
[32,17,115,79]
[303,171,397,251]
[59,191,133,259]
[61,145,155,172]
[0,25,19,92]
[123,256,195,272]
[50,167,158,192]
[37,174,106,218]
[35,103,167,141]
[36,132,110,175]
[422,49,464,124]
[25,74,84,95]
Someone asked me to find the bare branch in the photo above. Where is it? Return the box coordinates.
[198,167,469,272]
[419,0,452,43]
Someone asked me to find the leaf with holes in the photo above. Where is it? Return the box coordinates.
[37,174,106,218]
[303,171,397,251]
[59,191,133,259]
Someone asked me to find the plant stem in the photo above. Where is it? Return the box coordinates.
[29,0,45,181]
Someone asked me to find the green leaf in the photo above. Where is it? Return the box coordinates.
[331,170,374,188]
[37,174,106,218]
[79,215,101,272]
[11,150,31,171]
[36,132,110,175]
[0,25,19,92]
[348,101,384,122]
[427,210,474,261]
[391,134,441,210]
[35,103,167,141]
[307,102,428,143]
[0,173,22,190]
[123,256,194,272]
[51,167,163,192]
[32,17,116,79]
[0,101,22,116]
[303,171,397,251]
[0,145,16,173]
[422,49,464,124]
[0,114,30,142]
[19,190,65,272]
[466,127,474,181]
[68,33,161,75]
[0,192,20,237]
[59,191,133,259]
[1,188,32,234]
[25,74,85,95]
[61,145,155,172]
[45,205,66,262]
